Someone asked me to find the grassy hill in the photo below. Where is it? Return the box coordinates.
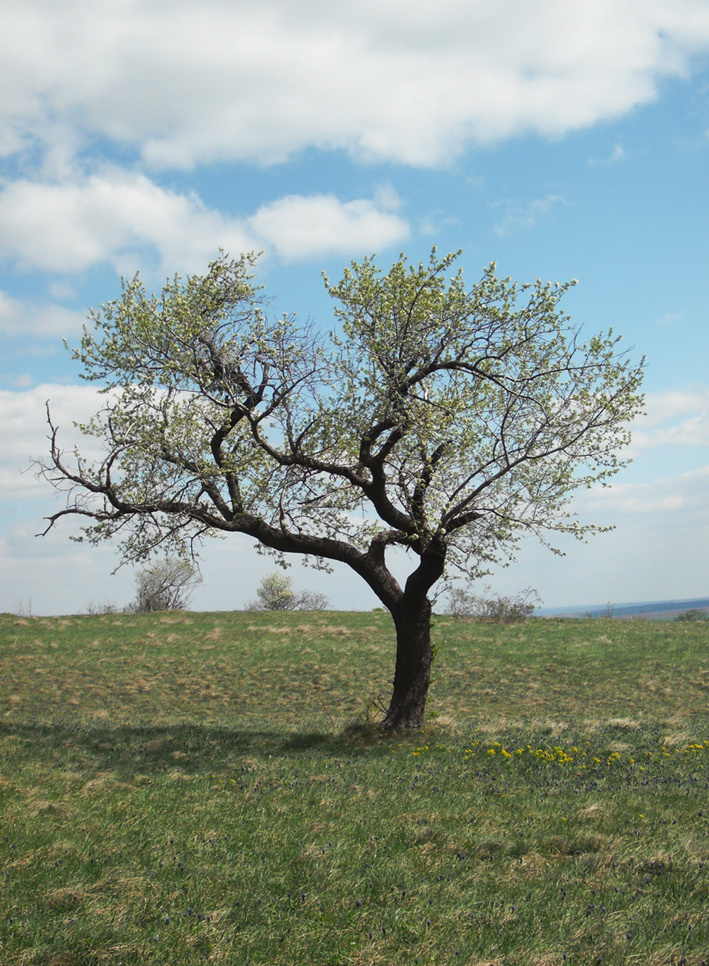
[1,610,708,964]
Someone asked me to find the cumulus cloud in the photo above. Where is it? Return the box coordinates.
[493,194,568,236]
[498,466,709,607]
[249,193,409,260]
[0,288,86,337]
[0,172,256,275]
[656,311,682,326]
[2,1,709,170]
[588,143,627,166]
[0,383,107,503]
[582,464,709,520]
[569,387,709,535]
[630,387,709,451]
[0,173,409,274]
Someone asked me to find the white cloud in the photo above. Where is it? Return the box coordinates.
[249,193,409,260]
[3,1,709,170]
[0,173,408,274]
[0,520,137,616]
[630,387,709,451]
[0,288,86,337]
[656,311,682,326]
[584,464,709,518]
[0,172,256,275]
[493,194,568,236]
[589,143,627,166]
[5,373,34,389]
[0,383,124,509]
[490,485,709,608]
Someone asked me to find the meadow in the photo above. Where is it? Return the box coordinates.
[1,609,708,965]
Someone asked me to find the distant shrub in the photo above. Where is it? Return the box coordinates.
[86,601,120,615]
[585,603,617,618]
[296,588,330,611]
[247,573,297,611]
[674,609,709,622]
[445,585,540,623]
[247,573,329,611]
[14,598,33,618]
[129,557,201,613]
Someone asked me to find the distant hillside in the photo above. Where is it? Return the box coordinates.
[538,597,709,620]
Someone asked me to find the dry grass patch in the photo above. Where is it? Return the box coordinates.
[607,717,640,729]
[660,730,694,747]
[576,803,606,821]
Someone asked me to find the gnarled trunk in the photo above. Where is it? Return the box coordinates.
[383,596,433,730]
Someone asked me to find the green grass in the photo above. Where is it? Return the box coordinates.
[1,610,708,965]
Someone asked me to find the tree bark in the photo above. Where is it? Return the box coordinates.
[383,596,433,730]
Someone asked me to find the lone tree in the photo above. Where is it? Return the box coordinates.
[252,572,299,611]
[247,573,329,611]
[130,556,201,612]
[38,251,644,728]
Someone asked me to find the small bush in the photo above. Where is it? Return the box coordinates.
[14,598,33,618]
[129,557,201,612]
[296,588,330,611]
[674,608,709,622]
[86,600,120,615]
[248,573,329,611]
[445,585,540,623]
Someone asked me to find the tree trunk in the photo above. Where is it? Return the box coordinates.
[383,596,433,730]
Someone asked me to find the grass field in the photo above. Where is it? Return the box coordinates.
[1,609,708,965]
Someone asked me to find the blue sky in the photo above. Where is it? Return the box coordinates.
[1,0,708,614]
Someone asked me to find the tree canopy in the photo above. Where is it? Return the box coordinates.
[130,557,201,613]
[39,250,644,727]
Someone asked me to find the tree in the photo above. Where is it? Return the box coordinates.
[296,588,330,611]
[445,585,540,623]
[251,572,298,611]
[130,557,201,612]
[38,251,644,728]
[674,609,709,622]
[247,573,329,611]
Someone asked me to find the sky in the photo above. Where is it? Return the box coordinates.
[1,0,709,615]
